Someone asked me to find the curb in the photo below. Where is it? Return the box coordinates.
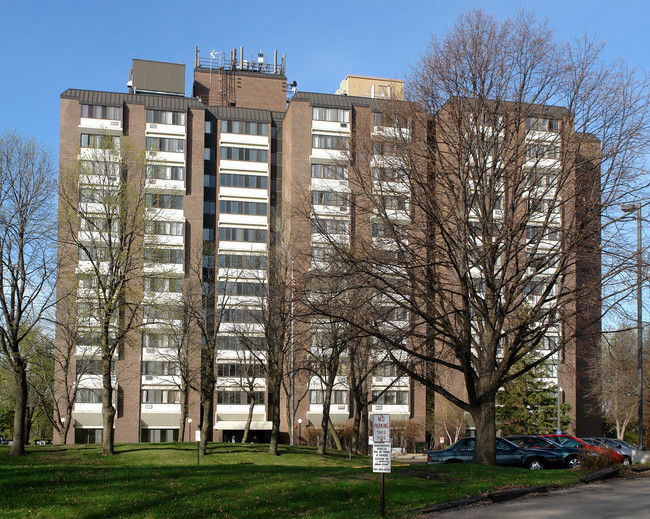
[579,467,620,483]
[487,485,549,502]
[417,496,488,513]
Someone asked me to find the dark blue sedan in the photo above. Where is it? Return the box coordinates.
[427,437,564,469]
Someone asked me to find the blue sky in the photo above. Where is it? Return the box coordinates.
[1,0,649,156]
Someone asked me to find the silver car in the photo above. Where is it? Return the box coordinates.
[582,437,636,465]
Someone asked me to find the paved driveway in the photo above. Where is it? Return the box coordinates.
[420,474,650,519]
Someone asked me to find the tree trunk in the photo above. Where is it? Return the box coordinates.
[328,417,343,451]
[359,405,369,455]
[24,405,33,445]
[470,399,497,465]
[268,380,281,455]
[178,386,188,442]
[318,382,334,455]
[61,415,71,445]
[242,400,255,443]
[10,362,28,456]
[199,392,213,455]
[351,400,361,454]
[101,356,116,455]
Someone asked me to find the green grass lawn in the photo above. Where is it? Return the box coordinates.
[0,443,583,518]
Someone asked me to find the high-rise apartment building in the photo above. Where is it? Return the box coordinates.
[55,49,601,445]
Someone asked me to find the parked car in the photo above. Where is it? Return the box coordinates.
[582,437,635,465]
[0,435,6,445]
[427,437,564,469]
[542,434,624,464]
[505,435,581,468]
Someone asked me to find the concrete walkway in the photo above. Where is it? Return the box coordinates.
[418,472,650,518]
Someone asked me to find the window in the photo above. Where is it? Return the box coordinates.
[217,362,265,378]
[526,169,558,189]
[526,117,560,132]
[220,120,268,136]
[144,248,183,264]
[527,143,559,159]
[372,390,409,405]
[219,227,267,243]
[143,305,181,321]
[142,361,179,376]
[79,217,117,233]
[141,389,181,404]
[311,246,333,262]
[146,110,186,125]
[145,221,184,236]
[374,112,410,128]
[204,175,217,188]
[385,307,408,321]
[76,389,102,403]
[378,194,409,211]
[218,281,266,296]
[204,148,215,161]
[81,104,120,120]
[311,164,347,179]
[219,200,267,216]
[526,225,560,241]
[80,161,119,178]
[204,201,216,214]
[372,167,407,182]
[78,246,109,262]
[332,390,348,404]
[310,390,348,404]
[220,147,268,162]
[311,191,349,207]
[311,218,349,236]
[146,137,184,153]
[525,277,555,297]
[218,335,265,351]
[81,134,120,149]
[216,391,265,404]
[205,121,213,134]
[220,173,268,189]
[203,228,215,241]
[76,359,115,376]
[143,333,174,349]
[218,254,266,270]
[222,308,264,323]
[373,363,400,377]
[145,193,183,210]
[372,223,395,238]
[312,107,349,123]
[141,429,178,442]
[373,141,399,156]
[144,277,183,293]
[147,165,185,181]
[312,134,348,150]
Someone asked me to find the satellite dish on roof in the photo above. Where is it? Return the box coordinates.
[290,81,297,94]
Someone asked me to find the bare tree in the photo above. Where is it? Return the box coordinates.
[306,9,650,465]
[590,328,648,439]
[154,294,200,442]
[59,134,152,455]
[0,130,57,456]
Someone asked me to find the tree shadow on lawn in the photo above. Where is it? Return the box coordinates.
[0,464,370,518]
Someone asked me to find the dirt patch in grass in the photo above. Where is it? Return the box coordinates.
[399,467,461,482]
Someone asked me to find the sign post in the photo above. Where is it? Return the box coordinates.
[372,414,391,517]
[195,430,201,466]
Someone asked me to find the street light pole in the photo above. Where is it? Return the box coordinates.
[622,203,644,450]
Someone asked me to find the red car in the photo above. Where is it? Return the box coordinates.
[541,434,624,464]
